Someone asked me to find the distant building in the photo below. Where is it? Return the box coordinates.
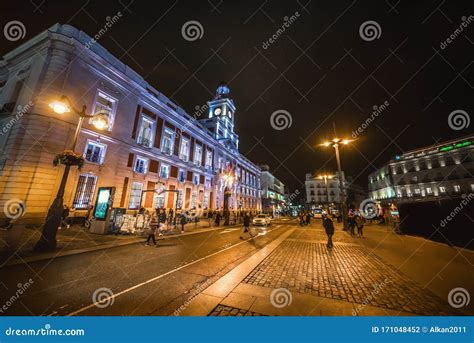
[260,165,287,214]
[369,135,474,203]
[305,172,366,207]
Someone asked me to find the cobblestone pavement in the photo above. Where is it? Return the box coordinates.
[242,228,458,316]
[209,305,264,316]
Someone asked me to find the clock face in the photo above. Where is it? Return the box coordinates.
[214,108,222,115]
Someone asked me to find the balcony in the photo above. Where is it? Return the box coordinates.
[179,154,189,162]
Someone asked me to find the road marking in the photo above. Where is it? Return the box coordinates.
[67,225,283,316]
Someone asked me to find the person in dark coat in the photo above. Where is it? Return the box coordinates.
[322,212,335,248]
[240,213,253,239]
[180,213,186,233]
[215,212,221,226]
[305,212,311,225]
[347,210,356,237]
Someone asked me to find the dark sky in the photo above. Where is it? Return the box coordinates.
[1,0,473,198]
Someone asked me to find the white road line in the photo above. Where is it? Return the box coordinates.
[67,225,283,316]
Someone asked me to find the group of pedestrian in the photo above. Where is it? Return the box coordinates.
[347,210,365,238]
[298,212,312,226]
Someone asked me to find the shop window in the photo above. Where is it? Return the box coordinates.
[72,174,97,209]
[128,182,143,209]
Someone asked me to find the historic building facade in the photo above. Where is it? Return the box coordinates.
[259,165,287,214]
[368,135,474,203]
[305,172,366,207]
[0,24,261,224]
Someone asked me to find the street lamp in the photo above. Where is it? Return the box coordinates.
[320,138,354,230]
[34,95,109,252]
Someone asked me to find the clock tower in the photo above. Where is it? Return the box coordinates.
[199,82,239,151]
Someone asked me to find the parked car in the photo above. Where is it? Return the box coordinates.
[313,208,323,219]
[252,214,271,226]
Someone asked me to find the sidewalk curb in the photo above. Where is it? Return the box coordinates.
[179,227,296,316]
[1,224,241,269]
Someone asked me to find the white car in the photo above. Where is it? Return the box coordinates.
[252,214,271,226]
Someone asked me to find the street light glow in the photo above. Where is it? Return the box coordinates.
[49,100,70,114]
[91,113,109,130]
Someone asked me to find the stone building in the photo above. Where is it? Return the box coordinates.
[368,135,474,203]
[0,24,261,225]
[260,165,286,214]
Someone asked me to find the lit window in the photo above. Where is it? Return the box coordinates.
[194,145,202,166]
[128,182,143,209]
[137,116,155,147]
[159,164,170,179]
[193,173,199,185]
[205,150,213,169]
[426,187,432,194]
[161,129,174,155]
[191,191,197,208]
[454,185,461,193]
[178,169,186,183]
[72,174,97,209]
[439,186,446,193]
[134,156,148,174]
[91,91,117,131]
[471,184,474,192]
[84,140,106,164]
[179,138,190,161]
[204,177,211,188]
[203,192,209,209]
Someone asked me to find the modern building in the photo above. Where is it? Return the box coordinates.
[305,172,366,207]
[260,165,287,214]
[0,24,262,225]
[368,135,474,203]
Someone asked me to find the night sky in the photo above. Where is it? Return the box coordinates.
[1,0,473,198]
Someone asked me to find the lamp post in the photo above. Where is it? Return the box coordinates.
[320,138,353,230]
[34,95,109,252]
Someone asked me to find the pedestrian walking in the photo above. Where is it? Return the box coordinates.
[145,214,158,247]
[240,213,254,239]
[355,215,364,238]
[180,213,186,233]
[305,212,311,225]
[207,211,213,227]
[348,210,356,237]
[215,212,221,226]
[322,212,334,248]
